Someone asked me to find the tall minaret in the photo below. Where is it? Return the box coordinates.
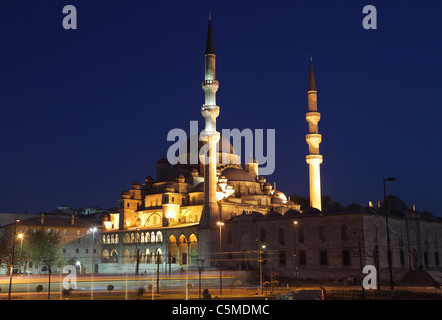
[305,57,323,210]
[198,15,220,266]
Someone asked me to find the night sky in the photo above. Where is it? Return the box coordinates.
[0,0,441,215]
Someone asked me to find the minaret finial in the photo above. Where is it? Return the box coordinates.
[310,55,313,62]
[209,12,211,20]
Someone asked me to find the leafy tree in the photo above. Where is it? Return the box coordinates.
[289,193,342,211]
[25,229,62,300]
[0,230,13,272]
[289,193,310,210]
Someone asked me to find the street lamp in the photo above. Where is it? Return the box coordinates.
[89,226,97,300]
[383,177,396,300]
[8,219,20,300]
[217,221,224,296]
[293,221,298,287]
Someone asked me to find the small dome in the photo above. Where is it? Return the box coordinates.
[302,207,322,216]
[421,211,436,221]
[284,209,302,217]
[265,210,282,218]
[273,190,287,202]
[380,195,409,212]
[132,181,140,185]
[221,168,255,182]
[157,157,170,165]
[323,205,344,214]
[343,203,370,213]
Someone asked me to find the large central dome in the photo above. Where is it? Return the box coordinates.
[182,134,240,167]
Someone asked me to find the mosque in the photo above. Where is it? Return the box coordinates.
[97,18,442,284]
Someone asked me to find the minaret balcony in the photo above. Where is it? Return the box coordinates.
[306,112,321,125]
[202,80,219,88]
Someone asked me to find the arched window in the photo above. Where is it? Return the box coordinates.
[227,230,233,244]
[151,231,156,243]
[278,228,285,246]
[298,226,305,243]
[130,233,135,243]
[124,234,130,244]
[101,249,110,262]
[115,234,119,244]
[341,225,348,240]
[141,232,145,243]
[111,234,115,244]
[156,231,163,243]
[260,229,266,243]
[319,226,325,241]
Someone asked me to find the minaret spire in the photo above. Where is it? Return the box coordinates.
[308,55,317,91]
[205,14,215,55]
[305,57,323,210]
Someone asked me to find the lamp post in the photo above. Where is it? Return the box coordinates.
[135,228,140,276]
[293,221,298,287]
[89,227,97,300]
[217,221,224,296]
[197,259,204,299]
[259,244,266,294]
[18,233,24,276]
[383,177,396,300]
[8,219,20,300]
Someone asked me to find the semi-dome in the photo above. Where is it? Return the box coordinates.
[221,167,255,182]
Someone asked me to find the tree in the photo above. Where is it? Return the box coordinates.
[25,229,62,300]
[289,194,342,211]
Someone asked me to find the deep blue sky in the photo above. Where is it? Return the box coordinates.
[0,0,441,215]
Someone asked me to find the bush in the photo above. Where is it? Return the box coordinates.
[202,288,211,300]
[107,284,114,292]
[36,285,43,295]
[62,288,73,298]
[137,287,145,296]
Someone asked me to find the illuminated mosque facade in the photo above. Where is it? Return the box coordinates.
[96,18,442,284]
